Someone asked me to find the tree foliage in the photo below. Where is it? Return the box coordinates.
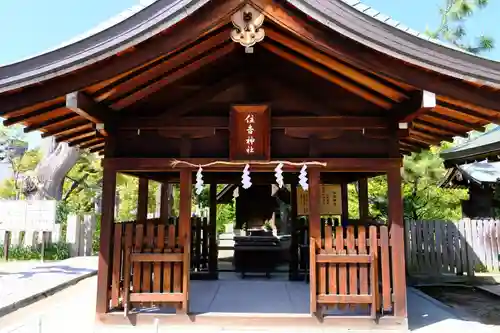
[426,0,494,54]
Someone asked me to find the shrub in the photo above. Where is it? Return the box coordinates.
[0,242,70,261]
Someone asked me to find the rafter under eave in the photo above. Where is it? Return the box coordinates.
[66,91,114,136]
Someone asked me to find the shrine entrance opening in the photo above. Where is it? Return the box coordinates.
[105,166,399,321]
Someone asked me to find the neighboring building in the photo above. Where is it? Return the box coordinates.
[441,161,500,218]
[441,129,500,218]
[441,127,500,168]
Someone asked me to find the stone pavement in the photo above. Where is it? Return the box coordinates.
[407,287,497,333]
[0,259,498,332]
[0,256,98,317]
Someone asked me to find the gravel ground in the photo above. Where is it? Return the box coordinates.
[418,285,500,326]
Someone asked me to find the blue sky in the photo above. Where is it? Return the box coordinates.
[0,0,497,148]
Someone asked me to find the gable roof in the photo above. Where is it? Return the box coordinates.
[1,0,499,92]
[0,0,499,155]
[441,127,500,166]
[441,161,500,188]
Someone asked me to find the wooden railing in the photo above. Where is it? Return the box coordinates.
[310,225,392,317]
[110,218,189,312]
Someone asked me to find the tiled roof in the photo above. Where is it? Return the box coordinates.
[441,127,500,164]
[339,0,473,55]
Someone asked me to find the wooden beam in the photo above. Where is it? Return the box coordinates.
[139,172,370,185]
[79,138,104,149]
[118,116,389,130]
[68,134,101,147]
[89,143,105,153]
[413,119,465,137]
[111,43,236,110]
[401,138,428,150]
[436,101,499,124]
[3,102,65,126]
[102,157,401,173]
[65,131,97,144]
[24,114,79,133]
[425,110,485,131]
[0,0,240,115]
[158,71,246,119]
[393,90,435,123]
[55,124,95,142]
[409,127,451,143]
[66,91,112,136]
[261,42,393,109]
[260,79,333,116]
[409,130,443,145]
[266,28,407,102]
[42,120,91,138]
[253,0,500,112]
[99,28,231,103]
[437,95,500,116]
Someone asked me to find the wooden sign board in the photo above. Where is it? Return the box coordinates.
[230,105,270,160]
[297,185,342,216]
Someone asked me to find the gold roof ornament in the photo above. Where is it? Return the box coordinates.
[230,4,265,52]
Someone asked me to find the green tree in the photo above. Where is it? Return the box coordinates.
[426,0,494,54]
[62,152,103,215]
[362,0,493,222]
[0,124,41,199]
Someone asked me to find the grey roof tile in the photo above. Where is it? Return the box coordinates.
[373,13,390,23]
[340,0,360,6]
[352,2,370,12]
[363,8,380,17]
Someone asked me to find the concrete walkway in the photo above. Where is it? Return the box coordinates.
[0,256,98,317]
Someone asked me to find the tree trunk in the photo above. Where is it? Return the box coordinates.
[23,138,80,200]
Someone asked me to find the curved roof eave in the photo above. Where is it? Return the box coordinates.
[289,0,500,88]
[0,0,210,92]
[1,0,500,93]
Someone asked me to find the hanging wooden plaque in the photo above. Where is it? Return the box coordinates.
[230,105,270,160]
[297,185,342,216]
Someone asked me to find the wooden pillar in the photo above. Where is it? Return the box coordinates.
[289,183,299,281]
[159,183,170,220]
[179,169,192,313]
[95,165,117,315]
[358,178,369,221]
[340,183,349,224]
[387,166,407,318]
[208,183,218,277]
[137,178,149,222]
[308,168,320,314]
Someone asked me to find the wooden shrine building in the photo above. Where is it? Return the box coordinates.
[441,128,500,218]
[1,0,500,330]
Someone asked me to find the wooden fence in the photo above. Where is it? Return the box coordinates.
[110,216,218,311]
[405,219,500,276]
[311,224,393,317]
